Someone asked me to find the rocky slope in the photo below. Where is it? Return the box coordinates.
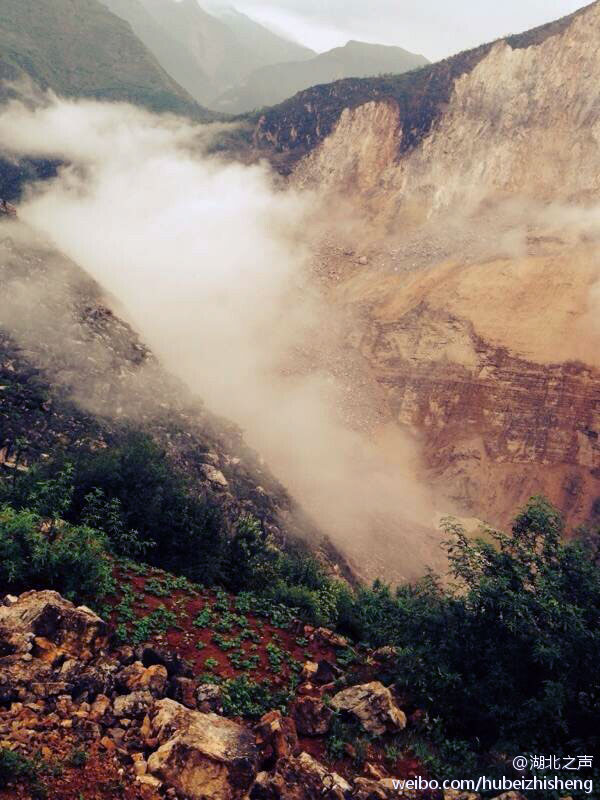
[0,216,349,577]
[0,587,529,800]
[247,1,600,530]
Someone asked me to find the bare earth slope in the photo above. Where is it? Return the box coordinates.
[251,1,600,529]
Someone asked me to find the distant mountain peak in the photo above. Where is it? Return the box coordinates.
[214,38,428,113]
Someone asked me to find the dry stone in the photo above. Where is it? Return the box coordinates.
[330,682,406,735]
[147,698,258,800]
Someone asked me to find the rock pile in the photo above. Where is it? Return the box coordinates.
[0,591,531,800]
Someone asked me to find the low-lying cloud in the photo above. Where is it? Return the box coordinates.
[0,94,442,582]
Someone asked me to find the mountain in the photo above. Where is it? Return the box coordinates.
[212,6,315,67]
[98,0,214,106]
[215,40,429,113]
[0,0,208,118]
[102,0,315,107]
[247,1,600,531]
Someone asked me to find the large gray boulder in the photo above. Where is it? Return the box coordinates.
[0,591,108,702]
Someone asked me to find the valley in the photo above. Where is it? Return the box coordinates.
[1,1,600,798]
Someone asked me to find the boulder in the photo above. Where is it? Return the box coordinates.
[0,591,108,703]
[0,591,107,662]
[250,752,350,800]
[291,696,333,736]
[201,465,229,489]
[330,682,406,735]
[147,698,258,800]
[64,659,119,701]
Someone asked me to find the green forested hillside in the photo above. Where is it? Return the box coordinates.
[0,0,210,118]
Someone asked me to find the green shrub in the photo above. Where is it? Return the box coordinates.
[5,431,226,585]
[353,497,600,777]
[0,749,45,796]
[221,675,290,717]
[0,505,114,602]
[224,516,280,593]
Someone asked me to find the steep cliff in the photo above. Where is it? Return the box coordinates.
[252,1,600,528]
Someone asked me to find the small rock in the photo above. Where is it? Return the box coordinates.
[195,683,223,714]
[200,464,229,489]
[299,662,318,682]
[113,691,153,719]
[136,774,162,789]
[292,697,333,736]
[254,710,298,762]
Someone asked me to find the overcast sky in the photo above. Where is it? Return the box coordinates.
[208,0,587,60]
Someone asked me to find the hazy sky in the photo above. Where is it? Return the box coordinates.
[209,0,587,59]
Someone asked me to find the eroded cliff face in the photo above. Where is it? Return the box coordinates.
[289,1,600,528]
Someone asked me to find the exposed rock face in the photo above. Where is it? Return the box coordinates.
[146,698,258,800]
[330,682,406,735]
[261,0,600,530]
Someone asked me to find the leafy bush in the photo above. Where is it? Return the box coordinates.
[224,523,353,627]
[0,749,45,797]
[353,497,600,775]
[3,431,226,584]
[0,505,114,602]
[224,516,281,593]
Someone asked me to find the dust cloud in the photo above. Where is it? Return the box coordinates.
[0,94,443,582]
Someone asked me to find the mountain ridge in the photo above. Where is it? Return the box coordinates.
[100,0,315,107]
[214,39,428,113]
[0,0,209,119]
[250,0,597,169]
[253,0,600,531]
